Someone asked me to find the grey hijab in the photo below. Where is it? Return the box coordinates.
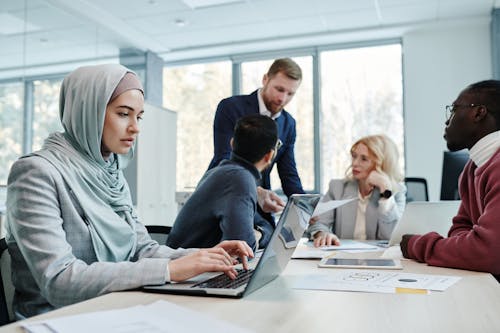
[34,64,143,262]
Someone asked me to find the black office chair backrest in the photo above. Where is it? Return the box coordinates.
[145,225,171,245]
[440,150,469,200]
[404,177,429,203]
[0,238,11,326]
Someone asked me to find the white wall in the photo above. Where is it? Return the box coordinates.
[135,103,178,226]
[403,18,492,200]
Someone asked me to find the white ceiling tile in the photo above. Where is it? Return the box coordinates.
[84,0,189,19]
[380,3,438,24]
[0,0,46,13]
[0,12,40,35]
[437,0,491,18]
[156,16,323,48]
[322,10,380,31]
[312,0,374,13]
[0,0,496,75]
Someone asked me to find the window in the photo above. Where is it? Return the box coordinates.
[241,56,314,192]
[0,82,24,184]
[163,61,232,191]
[164,42,403,195]
[32,79,63,151]
[320,44,404,191]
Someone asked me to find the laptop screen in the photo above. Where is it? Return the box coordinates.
[244,194,320,296]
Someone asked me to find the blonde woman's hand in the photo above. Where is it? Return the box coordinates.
[366,170,392,193]
[313,231,340,247]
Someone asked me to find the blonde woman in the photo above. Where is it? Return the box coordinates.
[308,134,406,247]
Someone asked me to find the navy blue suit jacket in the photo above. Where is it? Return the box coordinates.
[208,90,305,196]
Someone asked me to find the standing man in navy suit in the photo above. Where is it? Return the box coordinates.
[208,58,305,247]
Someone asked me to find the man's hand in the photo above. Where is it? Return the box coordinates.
[400,234,415,258]
[309,216,320,225]
[257,186,286,213]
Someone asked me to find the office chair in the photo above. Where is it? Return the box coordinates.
[440,150,469,200]
[404,177,429,203]
[0,238,13,326]
[145,225,171,245]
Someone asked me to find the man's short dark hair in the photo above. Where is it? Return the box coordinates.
[233,114,278,163]
[467,80,500,128]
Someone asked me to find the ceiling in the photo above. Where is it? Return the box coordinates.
[0,0,498,79]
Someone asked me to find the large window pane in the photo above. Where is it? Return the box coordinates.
[320,44,404,192]
[163,61,232,191]
[241,56,314,192]
[0,82,24,185]
[32,79,63,151]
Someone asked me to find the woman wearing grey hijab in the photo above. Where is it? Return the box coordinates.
[5,64,253,319]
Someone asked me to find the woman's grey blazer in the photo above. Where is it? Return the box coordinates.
[5,155,194,318]
[307,179,406,240]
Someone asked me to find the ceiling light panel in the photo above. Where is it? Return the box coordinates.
[182,0,245,9]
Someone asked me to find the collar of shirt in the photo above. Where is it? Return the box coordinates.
[357,189,371,202]
[469,130,500,167]
[226,152,262,181]
[257,88,282,120]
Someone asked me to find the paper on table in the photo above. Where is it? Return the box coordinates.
[312,198,357,217]
[292,239,380,259]
[314,239,378,251]
[22,300,253,333]
[293,270,461,294]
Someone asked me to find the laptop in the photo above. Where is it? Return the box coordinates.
[388,200,461,246]
[143,194,321,298]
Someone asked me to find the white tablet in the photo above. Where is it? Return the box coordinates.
[318,257,403,270]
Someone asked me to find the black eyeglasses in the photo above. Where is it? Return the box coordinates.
[445,103,484,121]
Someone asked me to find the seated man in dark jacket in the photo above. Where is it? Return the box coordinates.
[167,114,279,250]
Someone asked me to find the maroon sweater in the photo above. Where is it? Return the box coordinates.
[406,149,500,278]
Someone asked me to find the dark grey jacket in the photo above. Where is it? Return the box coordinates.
[168,155,260,250]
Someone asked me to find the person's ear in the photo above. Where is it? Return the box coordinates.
[473,105,489,122]
[262,74,268,86]
[263,149,274,163]
[230,137,234,149]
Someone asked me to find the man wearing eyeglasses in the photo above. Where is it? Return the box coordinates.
[208,58,305,248]
[167,115,280,251]
[401,80,500,282]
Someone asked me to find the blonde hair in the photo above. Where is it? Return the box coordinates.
[346,134,403,184]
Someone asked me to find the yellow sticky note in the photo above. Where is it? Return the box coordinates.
[395,287,429,294]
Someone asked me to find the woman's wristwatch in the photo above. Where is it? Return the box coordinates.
[381,189,392,199]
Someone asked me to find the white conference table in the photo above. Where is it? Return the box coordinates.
[1,254,499,333]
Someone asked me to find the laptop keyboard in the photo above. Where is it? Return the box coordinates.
[192,269,254,289]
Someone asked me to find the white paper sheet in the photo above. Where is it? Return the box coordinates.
[312,198,357,216]
[316,239,379,251]
[293,270,461,294]
[22,300,253,333]
[292,239,380,259]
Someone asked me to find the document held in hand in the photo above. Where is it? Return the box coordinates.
[312,197,357,217]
